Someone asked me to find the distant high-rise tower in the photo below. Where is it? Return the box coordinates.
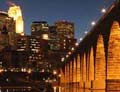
[55,20,74,39]
[0,11,15,68]
[8,4,24,35]
[54,20,76,51]
[31,21,49,40]
[49,26,60,50]
[0,11,15,48]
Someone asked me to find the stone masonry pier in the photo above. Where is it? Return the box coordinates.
[59,1,120,92]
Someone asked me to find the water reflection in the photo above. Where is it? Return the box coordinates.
[65,88,119,92]
[0,88,31,92]
[78,89,118,92]
[90,90,105,92]
[78,89,105,92]
[0,88,119,92]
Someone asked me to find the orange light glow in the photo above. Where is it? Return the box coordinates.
[8,4,24,35]
[42,34,48,40]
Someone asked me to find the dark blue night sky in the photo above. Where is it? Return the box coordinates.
[0,0,114,40]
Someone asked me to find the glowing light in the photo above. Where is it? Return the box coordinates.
[16,16,24,34]
[45,79,48,82]
[58,74,61,77]
[41,69,45,72]
[8,6,22,20]
[61,57,65,62]
[75,42,79,46]
[21,32,24,36]
[84,31,88,34]
[27,69,32,74]
[10,69,14,72]
[4,69,7,72]
[53,70,57,75]
[43,78,45,80]
[91,21,96,26]
[101,8,106,13]
[71,47,74,51]
[80,37,83,41]
[68,51,72,55]
[42,34,48,40]
[0,69,3,73]
[8,4,24,35]
[21,68,26,72]
[6,78,9,82]
[66,54,69,58]
[53,79,57,82]
[21,68,24,72]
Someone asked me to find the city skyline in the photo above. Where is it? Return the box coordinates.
[0,0,114,40]
[0,0,120,92]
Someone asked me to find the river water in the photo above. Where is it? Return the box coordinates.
[0,88,118,92]
[61,89,118,92]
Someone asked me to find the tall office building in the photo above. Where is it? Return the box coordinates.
[28,36,49,70]
[54,20,76,52]
[8,4,24,35]
[0,11,15,68]
[9,35,29,68]
[15,35,29,51]
[47,21,76,69]
[31,21,49,40]
[30,21,49,70]
[55,20,74,39]
[49,26,60,50]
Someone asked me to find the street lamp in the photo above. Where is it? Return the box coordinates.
[61,57,65,62]
[91,21,96,26]
[71,47,74,51]
[53,70,62,92]
[27,68,32,74]
[0,68,3,73]
[53,70,57,75]
[101,8,106,13]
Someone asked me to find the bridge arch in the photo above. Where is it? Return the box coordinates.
[107,21,120,79]
[93,34,106,89]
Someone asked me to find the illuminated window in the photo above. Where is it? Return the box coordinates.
[42,34,48,40]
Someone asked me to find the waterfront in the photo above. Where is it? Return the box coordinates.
[0,1,120,92]
[0,89,119,92]
[61,89,119,92]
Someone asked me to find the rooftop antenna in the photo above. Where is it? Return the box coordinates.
[7,0,16,6]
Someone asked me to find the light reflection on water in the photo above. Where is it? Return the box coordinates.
[0,89,119,92]
[83,89,105,92]
[0,88,31,92]
[76,89,119,92]
[75,89,106,92]
[65,89,119,92]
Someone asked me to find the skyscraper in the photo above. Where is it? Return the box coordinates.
[28,36,49,70]
[54,20,76,52]
[0,11,15,68]
[30,21,49,70]
[49,26,60,50]
[8,4,24,35]
[31,21,49,40]
[55,20,74,39]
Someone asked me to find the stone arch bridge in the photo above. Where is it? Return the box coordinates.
[59,1,120,92]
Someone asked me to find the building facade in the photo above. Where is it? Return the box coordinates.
[8,5,24,35]
[0,11,15,68]
[55,20,74,39]
[31,21,49,39]
[28,36,49,70]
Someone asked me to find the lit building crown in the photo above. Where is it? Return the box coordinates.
[8,5,24,35]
